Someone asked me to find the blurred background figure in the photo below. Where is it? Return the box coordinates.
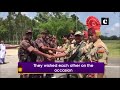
[0,40,6,64]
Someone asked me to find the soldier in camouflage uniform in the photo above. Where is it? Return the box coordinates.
[85,16,109,78]
[51,35,70,62]
[53,31,86,61]
[87,27,109,78]
[18,30,53,78]
[35,30,54,78]
[35,31,50,62]
[53,31,86,78]
[52,34,73,60]
[50,35,57,49]
[68,31,87,78]
[79,30,91,62]
[77,30,92,78]
[69,31,86,62]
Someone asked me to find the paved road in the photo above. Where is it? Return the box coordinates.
[0,49,120,78]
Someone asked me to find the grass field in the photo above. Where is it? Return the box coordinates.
[103,40,120,58]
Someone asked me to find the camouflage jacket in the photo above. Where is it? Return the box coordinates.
[89,39,109,64]
[18,39,37,62]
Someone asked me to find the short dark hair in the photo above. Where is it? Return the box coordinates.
[62,34,69,39]
[68,34,75,39]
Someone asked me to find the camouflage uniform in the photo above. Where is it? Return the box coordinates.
[89,39,109,64]
[77,40,109,78]
[35,37,47,62]
[35,34,53,78]
[44,37,55,78]
[84,39,109,78]
[61,40,75,62]
[61,40,70,62]
[66,31,86,78]
[18,38,37,62]
[66,34,76,59]
[69,41,86,62]
[86,16,109,78]
[66,31,86,62]
[18,30,37,78]
[35,31,55,78]
[78,41,94,78]
[67,40,87,78]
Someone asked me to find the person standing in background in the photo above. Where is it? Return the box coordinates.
[0,40,6,64]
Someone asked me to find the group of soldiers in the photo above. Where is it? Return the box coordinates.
[18,16,109,78]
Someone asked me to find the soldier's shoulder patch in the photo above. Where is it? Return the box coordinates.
[97,47,105,53]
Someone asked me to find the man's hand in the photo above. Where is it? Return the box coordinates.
[52,53,66,58]
[46,54,55,60]
[52,55,57,59]
[46,54,52,59]
[56,49,65,52]
[48,50,54,55]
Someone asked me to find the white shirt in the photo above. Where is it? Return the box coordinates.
[0,44,6,58]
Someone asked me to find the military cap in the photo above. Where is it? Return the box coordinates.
[25,30,32,34]
[74,31,84,36]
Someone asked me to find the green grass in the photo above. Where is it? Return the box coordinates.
[103,40,120,58]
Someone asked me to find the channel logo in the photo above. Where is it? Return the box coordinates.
[101,18,109,25]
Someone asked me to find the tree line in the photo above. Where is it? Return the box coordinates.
[100,35,120,40]
[0,12,86,44]
[0,12,119,45]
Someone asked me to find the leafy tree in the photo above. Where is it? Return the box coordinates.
[0,12,86,44]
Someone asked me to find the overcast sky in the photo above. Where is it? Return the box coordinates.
[0,12,120,37]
